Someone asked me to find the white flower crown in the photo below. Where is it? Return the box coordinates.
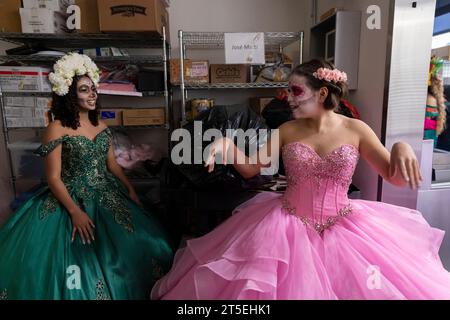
[48,53,101,96]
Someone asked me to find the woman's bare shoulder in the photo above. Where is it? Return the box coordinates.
[278,119,302,132]
[42,120,68,143]
[343,117,371,133]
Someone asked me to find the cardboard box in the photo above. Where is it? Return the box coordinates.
[210,64,247,83]
[20,8,68,33]
[97,0,168,35]
[22,0,75,11]
[0,0,22,33]
[0,66,52,92]
[249,97,274,115]
[122,108,165,126]
[170,59,209,85]
[100,109,123,126]
[74,0,100,33]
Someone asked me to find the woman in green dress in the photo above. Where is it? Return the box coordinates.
[0,53,173,300]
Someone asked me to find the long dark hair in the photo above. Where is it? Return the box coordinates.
[51,76,100,129]
[290,59,348,110]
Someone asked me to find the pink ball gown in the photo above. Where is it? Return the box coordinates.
[151,142,450,299]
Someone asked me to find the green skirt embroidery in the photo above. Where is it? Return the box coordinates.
[0,128,173,299]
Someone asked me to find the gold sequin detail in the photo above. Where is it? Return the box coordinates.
[282,197,353,236]
[35,129,134,232]
[152,258,165,280]
[95,279,111,300]
[99,187,134,233]
[40,194,59,219]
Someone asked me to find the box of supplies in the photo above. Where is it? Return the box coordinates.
[210,64,247,83]
[0,66,51,92]
[122,108,165,126]
[20,8,69,33]
[100,109,123,126]
[170,59,209,85]
[0,0,22,33]
[97,0,168,35]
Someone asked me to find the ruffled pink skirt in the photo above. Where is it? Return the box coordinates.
[151,193,450,300]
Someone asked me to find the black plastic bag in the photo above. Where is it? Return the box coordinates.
[175,104,272,189]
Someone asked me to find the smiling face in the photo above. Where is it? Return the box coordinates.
[287,74,323,119]
[76,76,98,111]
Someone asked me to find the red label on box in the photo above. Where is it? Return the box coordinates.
[0,71,40,75]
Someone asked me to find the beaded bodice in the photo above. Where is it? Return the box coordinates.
[34,128,133,232]
[281,142,359,234]
[35,128,113,187]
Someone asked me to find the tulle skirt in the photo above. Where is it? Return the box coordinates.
[151,192,450,300]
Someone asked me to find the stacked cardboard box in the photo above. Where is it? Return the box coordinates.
[100,109,123,126]
[170,59,209,85]
[97,0,169,36]
[210,64,247,83]
[75,0,100,33]
[100,108,165,126]
[0,0,22,33]
[0,66,52,93]
[20,0,75,33]
[123,108,165,126]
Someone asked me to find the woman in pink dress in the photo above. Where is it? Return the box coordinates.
[151,59,450,300]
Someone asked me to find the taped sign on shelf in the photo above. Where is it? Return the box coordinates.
[225,32,265,65]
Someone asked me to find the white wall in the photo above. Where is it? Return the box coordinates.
[168,0,309,52]
[307,0,391,201]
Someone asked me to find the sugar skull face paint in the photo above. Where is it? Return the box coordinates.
[287,75,321,118]
[77,76,97,111]
[287,84,305,97]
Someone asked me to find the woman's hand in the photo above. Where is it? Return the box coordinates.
[129,189,142,207]
[389,142,423,189]
[70,208,95,244]
[204,137,233,173]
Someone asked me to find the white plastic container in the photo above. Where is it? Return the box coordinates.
[0,66,52,92]
[22,0,74,11]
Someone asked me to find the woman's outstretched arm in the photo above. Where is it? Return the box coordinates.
[353,119,422,189]
[205,125,284,179]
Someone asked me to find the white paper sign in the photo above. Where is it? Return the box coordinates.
[225,33,265,65]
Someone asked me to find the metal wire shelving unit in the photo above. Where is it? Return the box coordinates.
[178,31,304,123]
[0,28,171,195]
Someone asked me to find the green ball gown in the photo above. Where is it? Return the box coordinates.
[0,128,174,300]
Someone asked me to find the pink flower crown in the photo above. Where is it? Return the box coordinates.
[313,67,348,84]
